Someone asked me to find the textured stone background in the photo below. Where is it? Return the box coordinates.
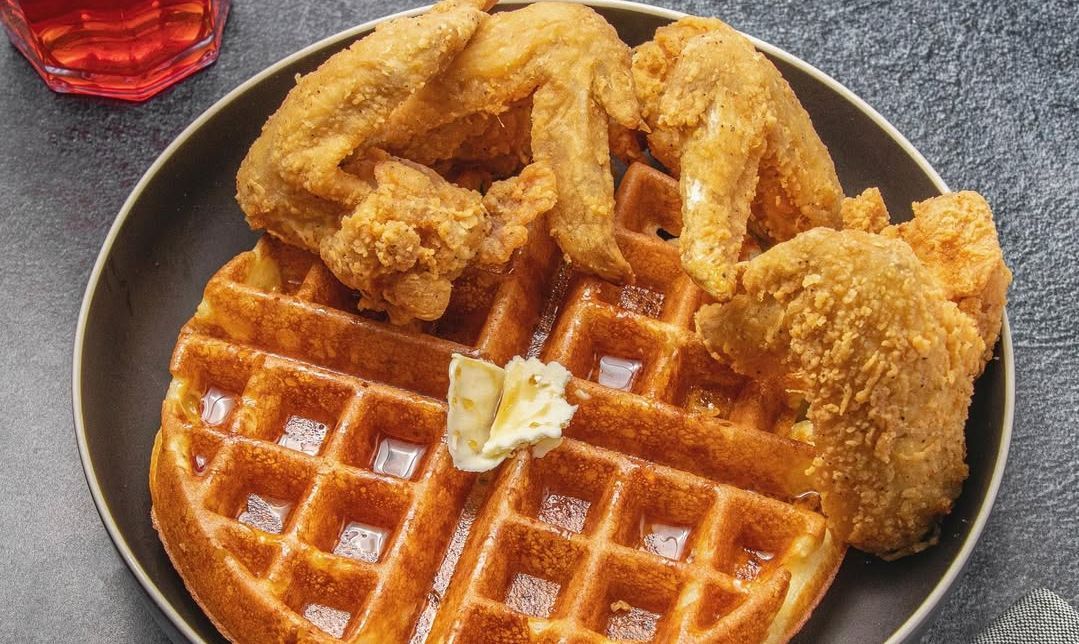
[0,0,1076,641]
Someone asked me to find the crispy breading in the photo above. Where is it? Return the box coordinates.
[381,99,533,172]
[384,3,643,282]
[697,228,986,558]
[319,160,555,324]
[633,17,843,300]
[268,0,491,206]
[840,187,890,233]
[654,28,774,300]
[883,191,1012,365]
[477,163,558,266]
[236,0,489,252]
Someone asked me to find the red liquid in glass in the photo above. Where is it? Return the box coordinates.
[1,0,229,101]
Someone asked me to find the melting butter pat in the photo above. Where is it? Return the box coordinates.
[482,356,575,460]
[446,354,576,472]
[446,355,506,472]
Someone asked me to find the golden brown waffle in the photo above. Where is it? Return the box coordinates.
[150,161,845,643]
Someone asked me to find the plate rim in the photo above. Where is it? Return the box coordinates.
[70,2,1015,642]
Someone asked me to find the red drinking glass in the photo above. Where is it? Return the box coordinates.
[1,0,229,101]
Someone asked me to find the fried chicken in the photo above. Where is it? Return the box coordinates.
[696,228,986,558]
[840,186,890,234]
[633,18,843,300]
[640,26,774,300]
[476,163,557,266]
[382,2,643,283]
[883,191,1012,365]
[236,0,490,252]
[320,160,555,324]
[235,0,570,324]
[239,0,642,321]
[381,99,533,177]
[266,0,492,207]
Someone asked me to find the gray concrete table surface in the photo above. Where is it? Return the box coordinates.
[0,0,1076,641]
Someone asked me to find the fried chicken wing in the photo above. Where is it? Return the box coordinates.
[883,191,1012,364]
[268,0,491,206]
[696,228,986,558]
[646,28,774,299]
[235,0,568,324]
[236,0,490,252]
[633,18,843,300]
[236,130,349,253]
[382,2,643,283]
[320,160,555,324]
[381,99,533,174]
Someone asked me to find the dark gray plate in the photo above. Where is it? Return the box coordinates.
[72,2,1014,642]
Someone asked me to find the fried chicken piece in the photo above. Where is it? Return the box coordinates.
[236,130,349,252]
[696,228,986,558]
[318,160,484,324]
[609,121,646,166]
[633,18,843,299]
[236,0,562,325]
[382,2,643,283]
[269,0,492,206]
[320,160,555,324]
[642,27,773,299]
[839,190,1010,363]
[841,187,890,233]
[883,191,1011,365]
[477,163,557,266]
[236,0,490,250]
[381,99,533,172]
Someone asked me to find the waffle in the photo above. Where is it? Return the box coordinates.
[150,161,845,643]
